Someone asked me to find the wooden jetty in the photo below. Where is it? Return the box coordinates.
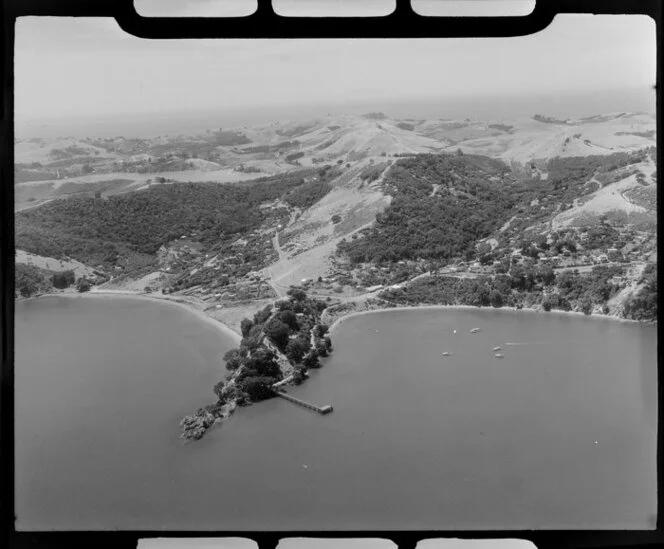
[275,389,333,414]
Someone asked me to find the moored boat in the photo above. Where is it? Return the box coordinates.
[493,346,502,352]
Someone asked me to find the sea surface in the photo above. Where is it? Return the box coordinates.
[15,297,657,530]
[15,89,655,140]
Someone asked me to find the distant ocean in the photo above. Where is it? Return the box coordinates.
[15,87,654,140]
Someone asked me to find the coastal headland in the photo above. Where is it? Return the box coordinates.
[14,111,657,442]
[177,286,334,441]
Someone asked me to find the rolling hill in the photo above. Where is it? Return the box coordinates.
[14,110,657,321]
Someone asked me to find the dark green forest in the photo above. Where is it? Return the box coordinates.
[623,263,658,320]
[380,263,631,316]
[338,151,653,266]
[15,264,54,297]
[218,287,331,406]
[181,288,332,440]
[15,169,333,270]
[337,153,529,263]
[283,179,333,209]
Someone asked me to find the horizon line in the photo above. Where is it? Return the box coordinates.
[15,86,655,124]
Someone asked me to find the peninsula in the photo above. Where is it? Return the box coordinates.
[180,287,333,441]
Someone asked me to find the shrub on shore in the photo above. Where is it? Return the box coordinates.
[52,270,75,289]
[76,278,92,292]
[223,349,242,371]
[240,318,254,337]
[303,350,321,369]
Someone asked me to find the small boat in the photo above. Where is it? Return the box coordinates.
[492,346,502,352]
[441,352,450,357]
[494,353,505,359]
[470,327,480,333]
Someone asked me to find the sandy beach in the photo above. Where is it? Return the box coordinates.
[327,302,642,335]
[22,287,645,346]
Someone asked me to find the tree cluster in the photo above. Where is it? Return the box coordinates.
[338,153,519,264]
[15,171,318,273]
[216,289,332,408]
[15,264,54,298]
[380,262,636,318]
[283,179,333,209]
[623,263,657,321]
[51,270,75,289]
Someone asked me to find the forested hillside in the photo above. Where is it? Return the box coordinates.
[333,148,656,321]
[623,263,658,320]
[15,168,336,271]
[337,153,531,263]
[14,115,656,322]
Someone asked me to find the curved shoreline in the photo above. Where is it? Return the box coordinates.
[21,290,649,344]
[29,289,243,345]
[328,303,645,335]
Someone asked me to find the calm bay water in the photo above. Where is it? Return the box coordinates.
[15,297,657,530]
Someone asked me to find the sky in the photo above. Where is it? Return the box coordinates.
[15,11,656,127]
